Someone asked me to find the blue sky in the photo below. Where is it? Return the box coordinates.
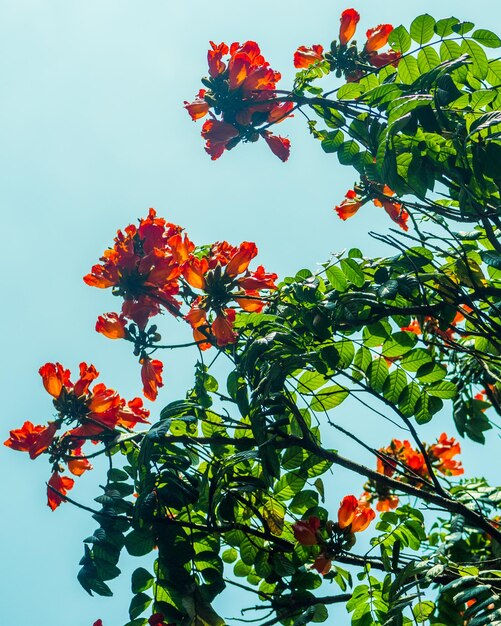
[2,1,501,624]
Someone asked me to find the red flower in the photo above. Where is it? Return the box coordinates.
[350,506,376,532]
[292,516,321,545]
[338,495,375,532]
[141,357,164,402]
[294,45,324,69]
[208,41,229,77]
[68,447,93,476]
[96,313,127,340]
[4,421,57,459]
[365,24,393,53]
[339,9,360,46]
[267,101,294,124]
[93,621,103,626]
[39,362,71,399]
[429,433,464,476]
[400,319,421,335]
[47,471,75,511]
[374,189,409,231]
[184,89,209,121]
[263,131,291,162]
[311,553,332,575]
[201,118,240,160]
[376,495,399,512]
[212,309,238,346]
[237,265,278,291]
[335,189,364,221]
[338,495,359,529]
[148,614,169,626]
[368,50,401,68]
[226,242,258,277]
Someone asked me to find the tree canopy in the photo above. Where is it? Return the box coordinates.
[5,7,501,626]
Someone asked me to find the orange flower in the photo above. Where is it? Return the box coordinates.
[292,516,321,545]
[400,319,421,335]
[374,194,409,231]
[201,118,240,160]
[338,494,359,528]
[47,471,75,511]
[95,312,127,340]
[183,256,209,289]
[262,132,291,162]
[67,447,93,476]
[211,309,238,346]
[294,45,324,68]
[226,242,258,277]
[207,41,229,77]
[141,357,164,402]
[339,8,360,46]
[429,433,461,461]
[368,50,401,68]
[39,362,71,399]
[4,420,57,459]
[184,89,209,121]
[311,553,332,575]
[267,101,294,124]
[350,507,376,532]
[237,265,277,291]
[376,495,399,512]
[335,189,363,220]
[365,24,393,53]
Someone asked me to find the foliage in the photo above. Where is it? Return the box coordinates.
[6,7,501,626]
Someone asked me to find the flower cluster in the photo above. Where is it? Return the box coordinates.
[4,362,149,510]
[185,41,293,161]
[84,209,277,400]
[364,433,464,511]
[335,184,409,231]
[292,495,375,575]
[337,8,400,74]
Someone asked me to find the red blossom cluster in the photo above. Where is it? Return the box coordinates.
[338,8,400,69]
[335,184,409,231]
[4,362,149,510]
[292,495,375,575]
[84,209,277,400]
[400,306,474,347]
[366,433,464,510]
[185,41,292,161]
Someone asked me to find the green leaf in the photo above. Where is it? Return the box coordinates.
[401,349,432,372]
[416,362,446,383]
[310,385,349,411]
[338,83,364,100]
[340,258,365,288]
[326,265,348,291]
[451,21,475,35]
[338,140,360,165]
[461,39,489,79]
[382,332,418,358]
[131,567,154,594]
[397,56,421,83]
[297,370,328,393]
[321,129,344,153]
[388,25,412,53]
[410,14,436,44]
[383,369,408,403]
[129,592,152,620]
[399,382,421,417]
[434,17,460,37]
[107,468,129,482]
[418,47,441,73]
[367,358,389,393]
[125,529,155,557]
[428,381,457,399]
[222,548,238,563]
[362,321,391,347]
[274,473,306,501]
[481,250,501,269]
[472,28,501,48]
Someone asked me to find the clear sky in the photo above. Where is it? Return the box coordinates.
[2,1,501,624]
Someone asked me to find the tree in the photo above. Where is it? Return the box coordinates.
[5,7,501,626]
